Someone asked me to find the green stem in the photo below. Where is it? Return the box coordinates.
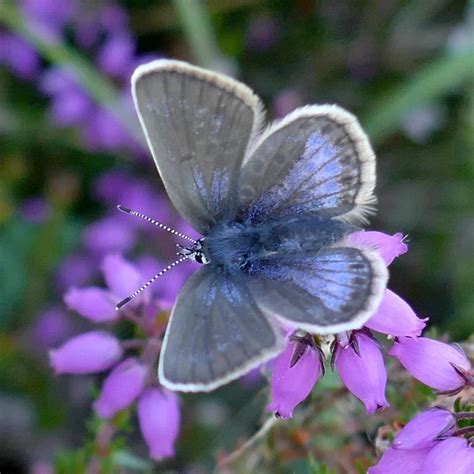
[364,44,474,144]
[0,2,143,145]
[172,0,223,69]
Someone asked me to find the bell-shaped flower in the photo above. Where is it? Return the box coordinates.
[392,408,455,450]
[138,388,180,460]
[335,332,389,414]
[49,331,122,374]
[388,337,472,393]
[369,447,430,473]
[94,358,148,419]
[349,231,408,266]
[266,337,323,419]
[421,437,474,474]
[365,289,428,337]
[64,254,144,322]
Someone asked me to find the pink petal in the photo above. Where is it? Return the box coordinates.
[365,289,428,337]
[388,337,471,392]
[421,438,474,474]
[267,339,323,419]
[101,254,142,299]
[94,358,148,419]
[138,388,180,460]
[392,408,455,450]
[369,447,430,473]
[349,231,408,266]
[49,331,122,374]
[335,332,389,414]
[64,286,116,322]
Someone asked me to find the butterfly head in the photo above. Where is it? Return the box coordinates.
[177,239,210,265]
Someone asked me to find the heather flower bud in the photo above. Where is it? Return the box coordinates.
[101,253,142,300]
[365,289,427,338]
[64,287,116,322]
[349,231,408,266]
[392,408,455,450]
[388,337,471,393]
[335,332,389,414]
[421,437,474,474]
[266,337,323,419]
[138,388,180,460]
[369,447,430,473]
[49,331,123,374]
[94,358,148,419]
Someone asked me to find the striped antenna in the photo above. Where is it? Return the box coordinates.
[117,205,197,243]
[115,256,188,310]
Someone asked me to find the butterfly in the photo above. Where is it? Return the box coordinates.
[126,59,388,392]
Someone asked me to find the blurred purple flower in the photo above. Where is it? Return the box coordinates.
[55,253,96,290]
[421,437,474,474]
[138,388,181,460]
[94,357,148,419]
[32,306,74,348]
[49,331,123,374]
[388,337,472,393]
[272,88,303,118]
[20,197,51,224]
[369,447,431,473]
[246,15,281,52]
[267,336,323,419]
[83,216,135,255]
[97,33,135,79]
[0,32,40,80]
[335,332,389,414]
[64,253,144,321]
[392,408,456,450]
[99,4,129,34]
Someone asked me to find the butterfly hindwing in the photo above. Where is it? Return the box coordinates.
[159,267,282,391]
[238,105,376,224]
[247,245,387,334]
[132,60,264,234]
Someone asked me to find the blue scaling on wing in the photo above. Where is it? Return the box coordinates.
[132,60,264,234]
[159,267,282,392]
[247,246,387,334]
[238,105,376,225]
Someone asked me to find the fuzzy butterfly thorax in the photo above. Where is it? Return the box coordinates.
[203,215,358,274]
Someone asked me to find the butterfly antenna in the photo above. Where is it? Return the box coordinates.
[117,205,197,243]
[115,256,188,310]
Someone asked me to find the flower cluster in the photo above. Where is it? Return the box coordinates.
[1,0,159,154]
[370,407,474,473]
[50,253,190,460]
[266,231,473,419]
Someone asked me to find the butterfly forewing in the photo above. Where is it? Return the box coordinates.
[159,268,282,392]
[248,246,387,334]
[132,60,264,234]
[238,105,376,225]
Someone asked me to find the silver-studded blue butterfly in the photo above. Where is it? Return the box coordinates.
[124,60,388,392]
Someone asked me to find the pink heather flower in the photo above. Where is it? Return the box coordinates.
[267,337,323,419]
[335,332,389,414]
[138,388,180,460]
[388,337,472,393]
[369,447,431,473]
[83,216,135,254]
[49,331,122,374]
[365,289,427,337]
[421,437,474,474]
[64,287,116,322]
[392,408,455,450]
[94,358,148,419]
[349,231,408,266]
[64,254,143,322]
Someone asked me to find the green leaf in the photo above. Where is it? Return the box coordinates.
[112,450,154,471]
